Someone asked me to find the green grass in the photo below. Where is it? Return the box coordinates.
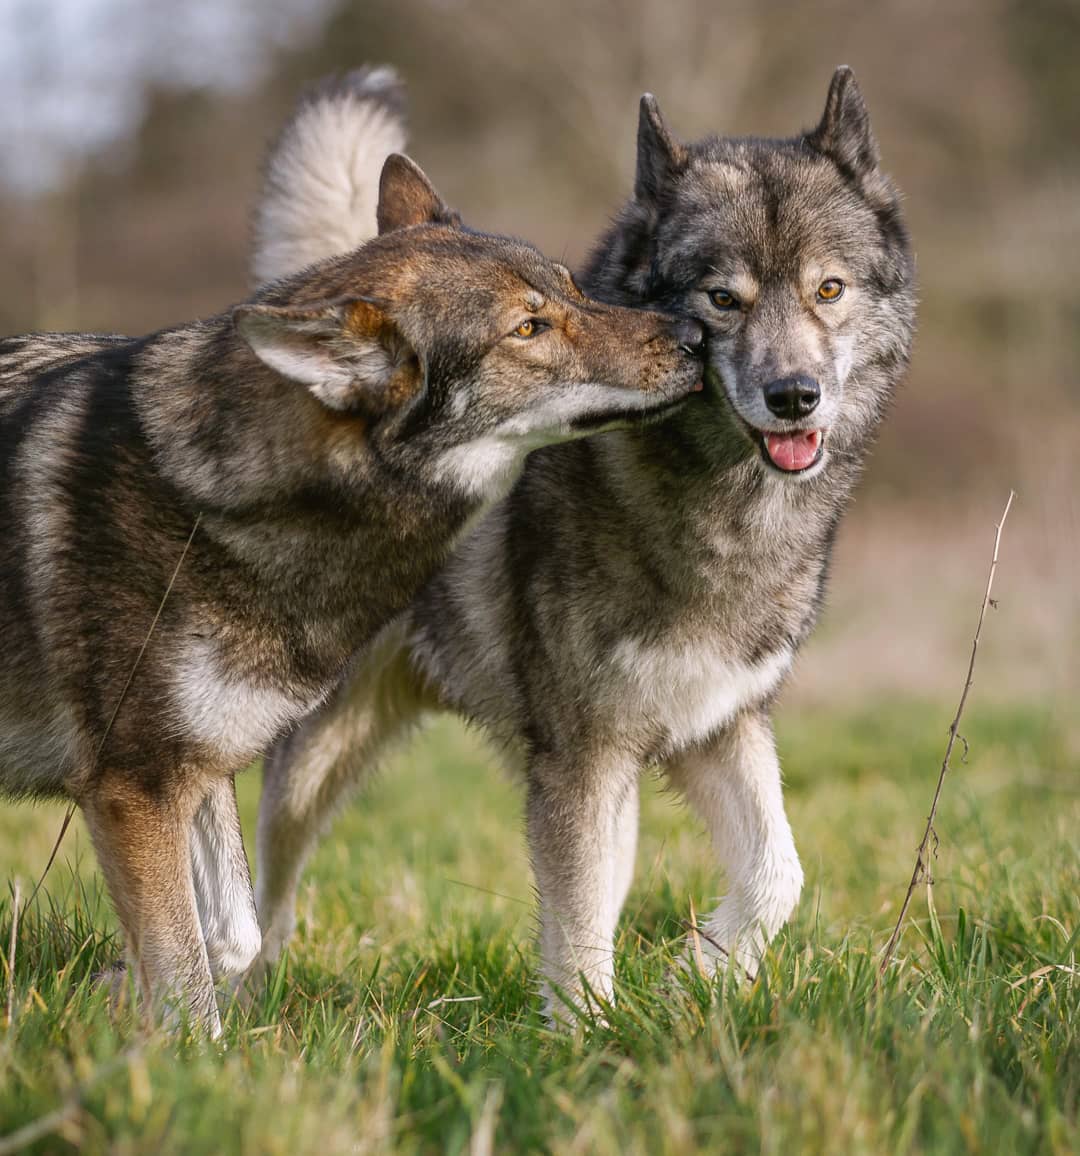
[1,699,1077,1154]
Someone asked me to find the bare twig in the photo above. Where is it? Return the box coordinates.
[5,879,19,1028]
[20,514,202,915]
[680,915,729,967]
[426,995,482,1009]
[879,490,1015,975]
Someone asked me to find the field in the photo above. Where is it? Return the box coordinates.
[0,0,1075,1147]
[1,695,1077,1154]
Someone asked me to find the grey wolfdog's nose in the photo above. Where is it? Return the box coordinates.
[672,318,706,357]
[764,375,820,420]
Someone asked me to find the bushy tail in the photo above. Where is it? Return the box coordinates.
[251,67,408,286]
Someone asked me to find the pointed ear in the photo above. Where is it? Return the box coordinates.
[376,153,461,235]
[234,298,420,414]
[808,66,880,177]
[635,93,688,204]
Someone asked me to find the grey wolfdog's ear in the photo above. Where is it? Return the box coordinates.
[808,66,880,177]
[234,298,420,414]
[635,94,688,204]
[377,153,461,235]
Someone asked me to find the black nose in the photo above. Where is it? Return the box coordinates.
[672,318,706,357]
[763,375,820,420]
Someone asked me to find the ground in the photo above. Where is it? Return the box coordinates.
[0,698,1077,1154]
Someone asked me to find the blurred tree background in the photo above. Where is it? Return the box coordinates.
[1,0,1076,704]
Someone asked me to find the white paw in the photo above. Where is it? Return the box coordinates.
[205,922,263,982]
[678,921,761,981]
[540,969,615,1030]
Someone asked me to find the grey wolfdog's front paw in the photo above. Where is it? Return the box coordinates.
[678,934,760,982]
[540,976,615,1033]
[668,909,764,989]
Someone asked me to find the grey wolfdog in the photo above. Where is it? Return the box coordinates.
[247,65,916,1020]
[0,96,704,1034]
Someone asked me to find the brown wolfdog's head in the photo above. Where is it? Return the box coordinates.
[235,154,705,497]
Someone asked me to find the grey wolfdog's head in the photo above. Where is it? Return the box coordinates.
[584,67,916,481]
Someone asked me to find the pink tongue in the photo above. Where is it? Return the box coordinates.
[765,430,821,471]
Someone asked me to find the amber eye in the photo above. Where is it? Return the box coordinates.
[817,278,845,302]
[708,289,739,311]
[513,318,541,338]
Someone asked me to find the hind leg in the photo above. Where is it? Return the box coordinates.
[81,768,220,1035]
[255,625,432,966]
[190,775,261,984]
[663,710,803,977]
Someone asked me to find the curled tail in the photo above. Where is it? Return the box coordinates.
[252,67,408,286]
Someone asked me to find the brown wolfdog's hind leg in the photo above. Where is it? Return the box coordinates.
[81,771,220,1036]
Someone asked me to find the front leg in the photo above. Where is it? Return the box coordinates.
[190,775,261,984]
[611,781,639,921]
[527,753,637,1023]
[664,710,803,977]
[81,769,221,1035]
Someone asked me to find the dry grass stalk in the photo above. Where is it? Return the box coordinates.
[5,879,18,1028]
[879,490,1016,975]
[0,1044,143,1155]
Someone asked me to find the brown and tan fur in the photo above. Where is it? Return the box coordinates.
[0,149,703,1035]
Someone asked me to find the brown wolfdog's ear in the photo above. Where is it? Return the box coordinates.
[234,298,421,415]
[808,66,880,177]
[635,94,688,204]
[377,154,461,235]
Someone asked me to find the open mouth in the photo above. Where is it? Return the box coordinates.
[759,428,825,474]
[702,367,826,475]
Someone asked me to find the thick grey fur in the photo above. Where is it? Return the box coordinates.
[253,66,916,1019]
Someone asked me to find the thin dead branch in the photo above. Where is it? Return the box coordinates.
[681,911,730,969]
[879,490,1015,976]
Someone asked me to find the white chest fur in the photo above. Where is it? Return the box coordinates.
[172,638,323,761]
[608,636,792,750]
